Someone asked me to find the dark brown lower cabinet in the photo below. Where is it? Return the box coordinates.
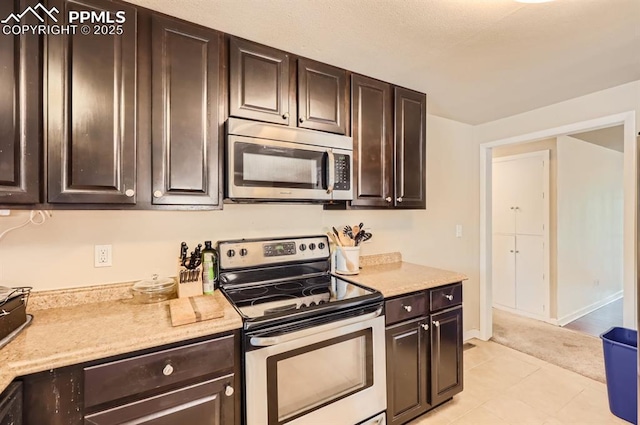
[0,382,22,425]
[84,374,234,425]
[385,284,463,425]
[385,318,430,425]
[430,306,463,406]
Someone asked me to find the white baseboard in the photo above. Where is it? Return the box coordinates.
[493,304,554,324]
[464,329,481,341]
[557,291,623,326]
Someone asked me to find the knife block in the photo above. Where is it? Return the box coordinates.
[177,262,203,299]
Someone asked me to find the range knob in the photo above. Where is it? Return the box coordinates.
[239,248,248,257]
[299,244,307,251]
[227,249,235,258]
[309,243,316,250]
[318,242,326,250]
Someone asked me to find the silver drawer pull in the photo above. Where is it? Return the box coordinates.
[403,305,412,312]
[444,294,454,301]
[433,320,440,327]
[162,364,174,376]
[421,323,429,331]
[225,385,234,397]
[125,189,135,197]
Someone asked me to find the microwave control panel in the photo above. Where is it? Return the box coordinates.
[334,154,351,190]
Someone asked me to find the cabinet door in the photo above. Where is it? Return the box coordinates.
[151,15,221,206]
[491,159,518,234]
[492,234,516,309]
[350,75,393,207]
[394,87,426,209]
[0,382,22,425]
[0,0,40,204]
[515,234,546,316]
[513,155,545,235]
[386,318,430,425]
[297,58,347,134]
[229,37,290,125]
[47,0,137,204]
[430,307,463,407]
[84,374,235,425]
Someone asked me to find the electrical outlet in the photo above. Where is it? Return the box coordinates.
[455,224,463,238]
[95,245,112,267]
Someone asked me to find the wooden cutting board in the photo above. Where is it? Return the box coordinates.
[169,295,224,327]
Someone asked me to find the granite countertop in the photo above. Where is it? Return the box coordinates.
[346,254,468,298]
[0,289,242,395]
[0,252,467,395]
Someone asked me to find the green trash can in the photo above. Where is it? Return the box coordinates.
[601,327,637,424]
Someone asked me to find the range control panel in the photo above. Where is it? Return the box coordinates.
[218,235,330,270]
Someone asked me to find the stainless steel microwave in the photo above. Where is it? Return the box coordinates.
[226,118,353,202]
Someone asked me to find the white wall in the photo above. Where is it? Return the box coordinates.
[0,115,480,331]
[556,135,624,321]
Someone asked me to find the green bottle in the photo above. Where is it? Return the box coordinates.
[201,241,217,295]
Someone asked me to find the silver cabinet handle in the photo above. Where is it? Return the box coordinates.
[510,250,514,253]
[326,150,335,194]
[385,197,392,203]
[153,190,163,198]
[421,323,429,331]
[515,250,520,253]
[125,189,135,197]
[510,206,514,210]
[403,305,412,312]
[282,112,289,119]
[433,320,440,327]
[225,385,234,397]
[444,294,454,301]
[397,197,403,203]
[162,364,174,376]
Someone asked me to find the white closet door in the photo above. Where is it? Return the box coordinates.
[513,156,545,235]
[515,234,545,316]
[492,234,516,309]
[492,160,518,234]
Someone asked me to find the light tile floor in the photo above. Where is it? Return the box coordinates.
[407,339,627,425]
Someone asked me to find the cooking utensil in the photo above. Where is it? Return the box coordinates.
[132,275,176,303]
[360,232,372,243]
[327,233,356,272]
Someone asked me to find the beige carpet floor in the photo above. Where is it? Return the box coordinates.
[491,308,606,383]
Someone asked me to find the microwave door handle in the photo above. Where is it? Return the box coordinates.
[249,306,382,347]
[326,150,335,194]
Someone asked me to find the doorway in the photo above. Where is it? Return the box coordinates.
[479,111,637,340]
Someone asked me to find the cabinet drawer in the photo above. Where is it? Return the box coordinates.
[84,335,234,409]
[429,283,462,312]
[385,292,427,325]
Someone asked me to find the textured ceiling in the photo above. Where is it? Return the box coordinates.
[569,125,625,152]
[125,0,640,124]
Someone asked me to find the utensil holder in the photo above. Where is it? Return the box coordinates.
[177,262,203,298]
[335,246,360,275]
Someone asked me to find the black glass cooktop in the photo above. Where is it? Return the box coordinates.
[222,274,380,320]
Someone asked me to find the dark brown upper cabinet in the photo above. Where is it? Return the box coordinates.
[47,0,137,204]
[350,75,426,209]
[350,75,393,207]
[229,37,291,126]
[297,58,347,135]
[150,15,222,206]
[229,38,348,135]
[0,0,41,205]
[394,87,426,209]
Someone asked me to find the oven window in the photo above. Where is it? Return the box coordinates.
[266,329,373,424]
[234,142,325,189]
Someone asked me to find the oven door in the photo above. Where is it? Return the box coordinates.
[227,135,352,201]
[245,306,386,425]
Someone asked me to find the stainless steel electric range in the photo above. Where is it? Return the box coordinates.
[218,235,387,425]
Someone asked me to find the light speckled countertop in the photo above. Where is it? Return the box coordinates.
[344,255,468,298]
[0,290,242,395]
[0,253,466,394]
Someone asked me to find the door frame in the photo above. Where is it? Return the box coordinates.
[492,150,551,321]
[479,111,637,340]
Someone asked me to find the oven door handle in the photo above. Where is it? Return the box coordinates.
[249,307,382,347]
[326,150,335,194]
